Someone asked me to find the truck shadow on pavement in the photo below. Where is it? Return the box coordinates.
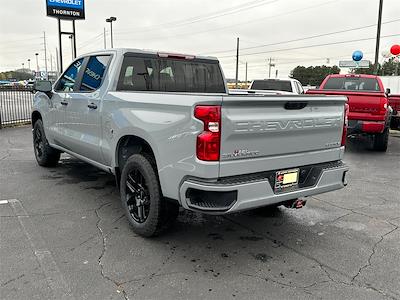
[42,155,364,298]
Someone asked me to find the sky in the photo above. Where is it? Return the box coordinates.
[0,0,399,79]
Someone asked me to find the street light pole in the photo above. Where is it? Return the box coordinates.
[374,0,384,74]
[27,59,31,70]
[69,35,74,58]
[106,17,117,48]
[35,53,39,72]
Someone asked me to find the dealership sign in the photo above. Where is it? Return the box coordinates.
[339,60,370,68]
[46,0,85,19]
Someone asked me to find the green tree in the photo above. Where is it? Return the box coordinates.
[351,58,400,76]
[0,70,33,81]
[382,57,400,76]
[352,64,380,75]
[290,65,340,86]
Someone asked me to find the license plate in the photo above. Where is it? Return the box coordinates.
[275,169,299,192]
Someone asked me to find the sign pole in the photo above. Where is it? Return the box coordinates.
[58,18,63,72]
[72,20,77,59]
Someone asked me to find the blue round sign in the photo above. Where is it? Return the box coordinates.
[352,50,363,62]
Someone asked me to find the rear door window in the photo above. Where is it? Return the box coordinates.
[117,56,226,93]
[80,55,111,92]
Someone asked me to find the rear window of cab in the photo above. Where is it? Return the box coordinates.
[117,55,226,93]
[323,77,380,92]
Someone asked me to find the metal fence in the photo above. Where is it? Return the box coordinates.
[0,86,33,129]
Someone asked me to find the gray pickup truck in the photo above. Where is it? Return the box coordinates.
[32,49,348,237]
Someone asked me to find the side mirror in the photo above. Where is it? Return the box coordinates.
[33,80,52,93]
[385,88,391,96]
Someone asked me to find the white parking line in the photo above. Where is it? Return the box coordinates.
[0,200,9,205]
[8,199,75,300]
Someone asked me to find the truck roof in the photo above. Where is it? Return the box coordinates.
[78,48,219,62]
[327,74,379,79]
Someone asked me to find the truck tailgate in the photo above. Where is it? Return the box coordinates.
[219,95,346,177]
[307,90,386,121]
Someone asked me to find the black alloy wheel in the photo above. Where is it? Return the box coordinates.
[125,169,151,223]
[33,126,44,160]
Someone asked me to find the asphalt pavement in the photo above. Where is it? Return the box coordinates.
[1,126,399,300]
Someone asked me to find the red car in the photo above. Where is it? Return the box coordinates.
[388,93,400,130]
[307,74,391,151]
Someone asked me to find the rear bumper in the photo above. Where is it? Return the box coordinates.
[179,161,348,214]
[348,119,386,134]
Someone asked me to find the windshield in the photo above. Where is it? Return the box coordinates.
[323,77,380,92]
[251,80,292,92]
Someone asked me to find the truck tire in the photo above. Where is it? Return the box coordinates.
[120,154,178,237]
[373,128,389,152]
[33,119,61,167]
[390,118,399,130]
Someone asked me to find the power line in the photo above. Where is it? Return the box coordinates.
[202,18,400,55]
[217,33,400,59]
[117,0,338,40]
[0,36,41,45]
[78,32,106,50]
[116,0,279,35]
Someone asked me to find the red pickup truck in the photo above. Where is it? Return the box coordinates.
[307,74,391,151]
[388,93,400,130]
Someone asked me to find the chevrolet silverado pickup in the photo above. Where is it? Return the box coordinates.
[388,93,400,129]
[32,49,348,237]
[307,74,392,151]
[380,76,400,129]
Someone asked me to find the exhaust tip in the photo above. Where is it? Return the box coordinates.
[342,171,348,186]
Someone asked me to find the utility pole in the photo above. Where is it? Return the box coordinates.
[44,32,48,79]
[275,69,279,78]
[268,58,275,78]
[50,53,53,73]
[245,62,248,86]
[374,0,383,74]
[104,27,107,49]
[235,37,239,88]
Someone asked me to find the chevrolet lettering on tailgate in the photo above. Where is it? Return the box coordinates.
[234,117,342,133]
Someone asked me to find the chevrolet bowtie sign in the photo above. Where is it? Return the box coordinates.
[46,0,85,19]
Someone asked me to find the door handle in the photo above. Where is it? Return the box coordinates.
[88,103,98,109]
[60,101,68,106]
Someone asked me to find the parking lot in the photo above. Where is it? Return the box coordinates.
[0,126,399,299]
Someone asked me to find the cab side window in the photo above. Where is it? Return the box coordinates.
[55,59,84,92]
[80,55,111,92]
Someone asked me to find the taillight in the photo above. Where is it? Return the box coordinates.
[194,105,221,161]
[341,103,349,146]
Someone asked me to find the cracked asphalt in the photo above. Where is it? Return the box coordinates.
[0,126,399,300]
